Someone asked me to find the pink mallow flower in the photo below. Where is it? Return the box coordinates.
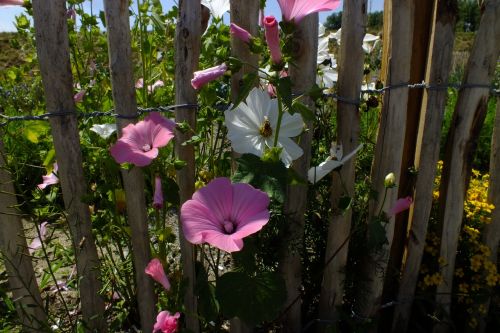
[230,23,252,43]
[38,163,59,190]
[153,176,163,210]
[74,90,86,103]
[389,196,413,216]
[264,16,282,64]
[277,0,341,24]
[29,222,48,254]
[154,311,180,333]
[0,0,24,6]
[110,112,175,167]
[191,63,227,90]
[145,258,171,290]
[181,177,270,253]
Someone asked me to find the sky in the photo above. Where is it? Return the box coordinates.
[0,0,384,32]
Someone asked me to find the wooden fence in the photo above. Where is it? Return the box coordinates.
[0,0,499,332]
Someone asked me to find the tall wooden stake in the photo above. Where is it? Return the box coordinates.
[103,1,157,331]
[279,13,318,333]
[0,138,47,331]
[357,0,415,323]
[175,0,201,331]
[392,1,458,332]
[434,1,500,331]
[31,1,106,330]
[318,0,367,328]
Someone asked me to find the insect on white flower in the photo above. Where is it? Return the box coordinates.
[224,88,305,167]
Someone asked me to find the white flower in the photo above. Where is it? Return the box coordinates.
[317,60,338,89]
[224,88,304,167]
[330,28,380,54]
[201,0,230,19]
[90,123,117,139]
[308,143,363,183]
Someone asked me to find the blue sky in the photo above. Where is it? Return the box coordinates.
[0,0,384,32]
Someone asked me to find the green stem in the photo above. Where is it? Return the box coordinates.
[273,90,284,147]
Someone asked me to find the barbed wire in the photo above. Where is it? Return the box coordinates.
[0,81,498,126]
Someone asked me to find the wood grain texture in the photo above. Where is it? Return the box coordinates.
[392,2,458,332]
[0,138,47,331]
[318,0,367,328]
[175,0,201,331]
[357,0,415,322]
[31,1,105,331]
[103,1,157,331]
[434,1,500,331]
[279,14,318,333]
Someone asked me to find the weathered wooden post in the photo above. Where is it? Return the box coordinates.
[103,1,157,331]
[480,97,500,333]
[175,0,202,331]
[357,0,415,324]
[229,1,259,331]
[434,1,500,331]
[318,0,367,327]
[0,138,47,331]
[31,0,106,330]
[392,1,458,332]
[279,13,318,333]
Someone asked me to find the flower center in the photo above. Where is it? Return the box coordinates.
[223,220,235,234]
[142,143,152,152]
[259,117,273,138]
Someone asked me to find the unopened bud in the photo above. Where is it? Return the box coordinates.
[384,172,396,188]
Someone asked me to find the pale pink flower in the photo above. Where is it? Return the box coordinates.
[29,222,48,254]
[277,0,341,23]
[136,78,165,93]
[230,23,252,43]
[0,0,24,6]
[74,90,86,103]
[389,196,413,216]
[263,16,282,64]
[66,8,76,21]
[181,178,270,253]
[153,176,163,210]
[145,258,171,290]
[110,112,175,167]
[135,78,144,89]
[153,311,180,333]
[191,63,227,90]
[38,163,59,190]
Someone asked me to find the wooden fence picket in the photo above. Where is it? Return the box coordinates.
[174,0,202,331]
[31,0,106,331]
[279,13,318,333]
[318,0,367,328]
[103,1,157,331]
[0,137,46,331]
[392,1,458,332]
[357,0,415,324]
[480,97,500,332]
[434,1,500,331]
[229,0,260,332]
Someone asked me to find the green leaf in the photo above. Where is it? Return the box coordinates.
[232,72,259,109]
[195,262,219,321]
[338,196,352,212]
[24,121,49,143]
[276,76,292,110]
[43,149,56,168]
[367,219,387,250]
[216,271,286,325]
[292,101,314,121]
[232,154,287,203]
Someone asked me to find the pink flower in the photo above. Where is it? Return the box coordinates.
[230,23,252,43]
[277,0,341,23]
[181,178,270,253]
[38,163,59,190]
[149,80,164,93]
[389,196,413,216]
[153,176,163,210]
[74,90,86,103]
[110,112,175,167]
[153,311,180,333]
[191,63,227,90]
[0,0,24,6]
[264,16,282,64]
[145,258,171,290]
[67,8,76,21]
[29,222,48,254]
[135,78,144,89]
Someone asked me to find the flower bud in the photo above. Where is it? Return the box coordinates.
[263,16,282,65]
[384,172,396,188]
[230,23,252,44]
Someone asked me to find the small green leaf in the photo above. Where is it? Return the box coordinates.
[195,262,219,321]
[338,196,352,212]
[292,101,314,121]
[368,219,387,250]
[24,121,49,143]
[276,76,292,110]
[216,271,286,325]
